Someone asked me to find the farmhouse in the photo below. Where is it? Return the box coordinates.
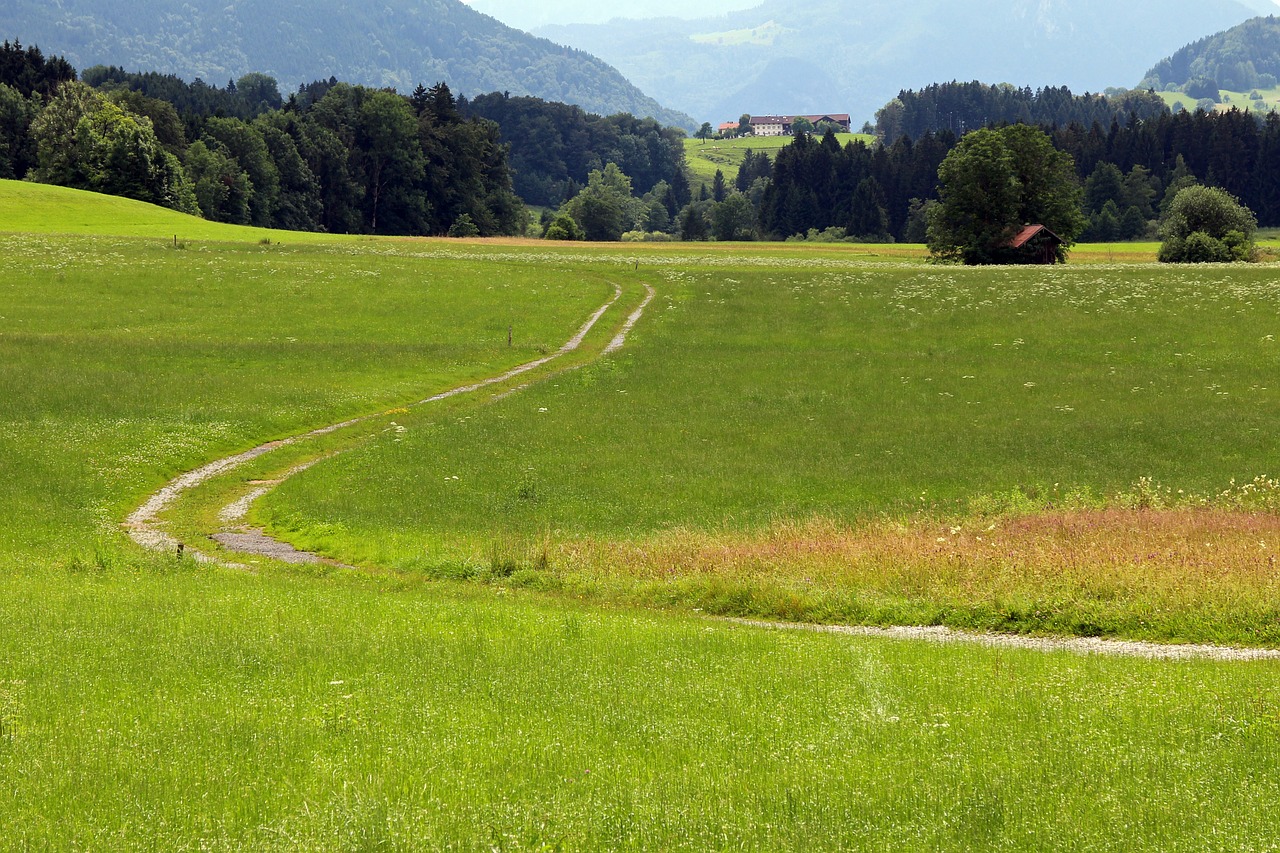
[747,113,852,136]
[1004,224,1065,264]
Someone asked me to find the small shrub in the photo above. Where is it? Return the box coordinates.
[447,213,481,238]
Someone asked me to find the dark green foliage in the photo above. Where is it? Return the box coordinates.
[1158,185,1257,263]
[0,82,38,178]
[1142,16,1280,93]
[201,117,281,227]
[542,211,583,240]
[29,81,196,213]
[0,40,75,99]
[711,169,726,203]
[876,82,1169,142]
[184,139,253,224]
[710,193,755,241]
[733,149,772,193]
[848,176,890,241]
[678,201,710,241]
[462,92,687,208]
[560,163,635,241]
[928,125,1083,264]
[447,213,480,237]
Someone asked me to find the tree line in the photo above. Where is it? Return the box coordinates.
[650,104,1279,245]
[458,91,687,209]
[874,81,1170,143]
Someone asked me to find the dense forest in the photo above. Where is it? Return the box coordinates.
[0,0,695,129]
[460,92,686,208]
[0,42,526,235]
[874,82,1170,142]
[748,107,1280,242]
[1141,16,1280,94]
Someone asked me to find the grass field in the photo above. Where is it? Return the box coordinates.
[4,180,1280,848]
[1155,85,1280,114]
[260,258,1280,645]
[685,133,875,188]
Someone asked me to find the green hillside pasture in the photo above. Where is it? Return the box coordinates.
[1156,86,1280,114]
[2,565,1278,850]
[685,133,873,187]
[0,179,339,243]
[0,231,615,561]
[264,259,1280,644]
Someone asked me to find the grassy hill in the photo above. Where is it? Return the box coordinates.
[0,180,315,241]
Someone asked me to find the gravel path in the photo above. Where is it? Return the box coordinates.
[124,282,635,559]
[731,619,1280,662]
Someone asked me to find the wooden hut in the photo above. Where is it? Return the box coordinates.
[1004,224,1065,264]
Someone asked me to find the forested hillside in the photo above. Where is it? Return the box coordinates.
[1141,16,1280,94]
[0,0,694,129]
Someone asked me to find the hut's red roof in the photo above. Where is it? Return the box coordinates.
[1007,224,1062,248]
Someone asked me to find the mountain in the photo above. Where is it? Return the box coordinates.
[465,0,757,30]
[0,0,696,129]
[538,0,1275,124]
[1141,15,1280,92]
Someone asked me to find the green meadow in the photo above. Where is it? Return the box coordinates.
[684,133,874,187]
[3,180,1280,849]
[1156,85,1280,115]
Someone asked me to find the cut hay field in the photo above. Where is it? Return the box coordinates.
[3,181,1280,849]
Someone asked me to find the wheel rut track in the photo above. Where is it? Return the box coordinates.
[122,279,1279,662]
[125,281,650,568]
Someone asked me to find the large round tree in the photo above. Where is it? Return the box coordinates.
[927,125,1084,264]
[1157,185,1257,263]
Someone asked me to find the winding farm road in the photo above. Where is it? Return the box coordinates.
[121,278,1280,663]
[125,281,646,565]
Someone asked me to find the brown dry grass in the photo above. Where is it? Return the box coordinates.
[540,509,1280,642]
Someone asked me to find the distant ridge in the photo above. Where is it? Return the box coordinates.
[539,0,1266,123]
[0,0,696,129]
[1141,15,1280,92]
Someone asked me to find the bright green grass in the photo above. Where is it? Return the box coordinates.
[0,178,348,243]
[684,133,874,187]
[271,261,1280,534]
[263,260,1280,640]
[5,183,1280,848]
[3,562,1278,850]
[0,230,614,560]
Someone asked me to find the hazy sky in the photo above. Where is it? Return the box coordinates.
[464,0,760,31]
[468,0,1280,32]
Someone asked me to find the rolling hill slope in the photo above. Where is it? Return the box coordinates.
[0,0,695,129]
